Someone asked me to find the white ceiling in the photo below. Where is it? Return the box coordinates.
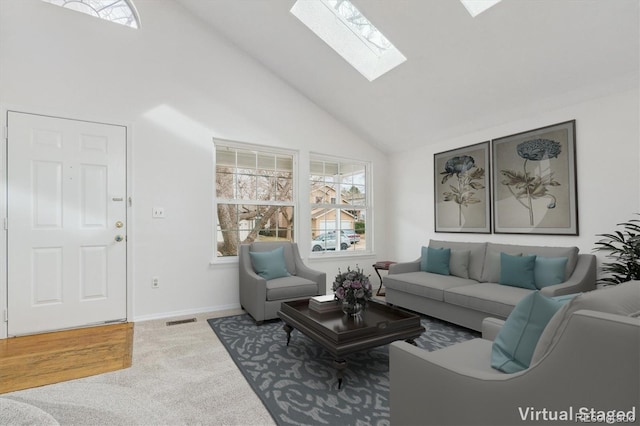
[175,0,639,153]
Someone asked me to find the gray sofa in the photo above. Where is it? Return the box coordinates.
[384,240,596,331]
[389,281,640,426]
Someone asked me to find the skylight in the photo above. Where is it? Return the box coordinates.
[290,0,406,81]
[41,0,140,29]
[460,0,502,17]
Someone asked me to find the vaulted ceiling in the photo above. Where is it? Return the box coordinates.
[175,0,639,153]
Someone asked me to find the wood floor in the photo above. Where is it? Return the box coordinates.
[0,322,133,394]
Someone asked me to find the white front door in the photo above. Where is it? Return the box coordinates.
[7,111,127,336]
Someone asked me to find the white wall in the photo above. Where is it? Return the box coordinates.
[388,88,640,274]
[0,0,389,323]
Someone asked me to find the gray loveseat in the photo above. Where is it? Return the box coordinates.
[384,240,596,331]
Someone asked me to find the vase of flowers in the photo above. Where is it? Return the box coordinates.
[332,265,373,316]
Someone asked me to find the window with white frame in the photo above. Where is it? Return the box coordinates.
[310,155,369,254]
[215,142,295,258]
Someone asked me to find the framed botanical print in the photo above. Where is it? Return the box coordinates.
[434,141,491,233]
[492,120,578,235]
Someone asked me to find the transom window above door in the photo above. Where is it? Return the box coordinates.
[41,0,140,28]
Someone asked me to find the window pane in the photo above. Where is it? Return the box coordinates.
[236,173,256,199]
[277,176,293,202]
[342,184,366,206]
[276,155,294,172]
[256,175,274,201]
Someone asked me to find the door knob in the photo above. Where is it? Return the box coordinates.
[115,221,124,228]
[115,235,124,242]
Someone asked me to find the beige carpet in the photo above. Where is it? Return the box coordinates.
[0,309,275,426]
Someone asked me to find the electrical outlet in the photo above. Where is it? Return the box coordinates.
[152,207,165,218]
[152,277,160,289]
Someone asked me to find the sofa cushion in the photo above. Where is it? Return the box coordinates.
[491,291,574,373]
[481,243,578,283]
[265,276,317,301]
[449,250,470,279]
[429,240,487,281]
[444,283,533,318]
[249,247,291,280]
[384,272,476,302]
[534,256,568,289]
[421,247,451,275]
[423,338,502,376]
[499,253,537,290]
[531,281,640,364]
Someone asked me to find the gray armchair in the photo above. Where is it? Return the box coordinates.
[389,281,640,426]
[239,242,326,324]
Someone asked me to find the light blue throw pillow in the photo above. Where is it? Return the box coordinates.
[491,291,574,373]
[499,252,537,290]
[249,247,291,280]
[534,256,568,289]
[421,246,451,275]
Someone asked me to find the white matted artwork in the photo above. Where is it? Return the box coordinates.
[434,141,491,233]
[492,120,578,235]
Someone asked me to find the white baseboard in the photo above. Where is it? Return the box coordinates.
[133,303,242,323]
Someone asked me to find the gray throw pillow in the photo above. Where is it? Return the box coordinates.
[449,250,470,279]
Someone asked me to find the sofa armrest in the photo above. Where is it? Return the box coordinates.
[238,246,268,319]
[482,317,505,341]
[539,254,596,297]
[388,259,420,274]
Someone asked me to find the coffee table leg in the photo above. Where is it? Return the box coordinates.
[283,324,293,346]
[333,359,347,389]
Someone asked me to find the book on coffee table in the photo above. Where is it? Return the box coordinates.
[309,294,339,313]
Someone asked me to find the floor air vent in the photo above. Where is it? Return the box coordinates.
[166,318,197,326]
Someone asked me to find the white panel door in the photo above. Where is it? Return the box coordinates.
[7,111,127,336]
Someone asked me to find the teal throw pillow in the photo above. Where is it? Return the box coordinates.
[534,256,568,289]
[500,252,536,290]
[491,291,574,373]
[426,247,451,275]
[249,247,291,280]
[420,246,451,275]
[449,250,470,279]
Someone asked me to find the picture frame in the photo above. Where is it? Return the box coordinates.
[434,141,491,233]
[491,120,578,235]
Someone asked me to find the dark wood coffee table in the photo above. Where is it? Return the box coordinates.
[278,299,425,389]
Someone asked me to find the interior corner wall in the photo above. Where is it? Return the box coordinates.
[0,0,389,321]
[387,88,640,271]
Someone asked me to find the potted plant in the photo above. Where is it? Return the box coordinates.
[593,215,640,285]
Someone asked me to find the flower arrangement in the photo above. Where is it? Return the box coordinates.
[500,138,562,226]
[440,155,486,226]
[332,265,373,309]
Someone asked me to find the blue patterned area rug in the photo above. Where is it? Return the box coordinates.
[207,313,478,426]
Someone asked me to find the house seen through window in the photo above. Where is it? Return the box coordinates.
[310,156,368,254]
[215,143,295,258]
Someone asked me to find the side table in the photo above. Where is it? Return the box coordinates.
[373,261,396,296]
